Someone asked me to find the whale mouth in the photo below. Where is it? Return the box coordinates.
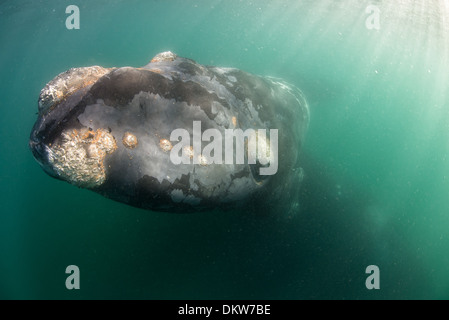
[29,138,59,180]
[29,139,45,167]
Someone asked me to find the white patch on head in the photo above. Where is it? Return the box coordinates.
[47,128,117,188]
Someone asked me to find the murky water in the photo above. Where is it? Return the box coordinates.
[1,0,448,299]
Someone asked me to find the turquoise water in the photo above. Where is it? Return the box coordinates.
[1,0,449,299]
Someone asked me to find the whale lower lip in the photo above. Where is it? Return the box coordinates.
[29,51,309,213]
[29,139,59,179]
[29,140,43,165]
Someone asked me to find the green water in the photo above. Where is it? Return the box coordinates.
[1,0,449,299]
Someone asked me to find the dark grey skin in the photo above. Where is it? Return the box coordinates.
[29,52,309,213]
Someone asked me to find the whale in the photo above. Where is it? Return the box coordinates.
[29,52,309,213]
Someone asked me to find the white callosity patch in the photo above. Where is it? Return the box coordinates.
[47,128,117,188]
[38,66,111,115]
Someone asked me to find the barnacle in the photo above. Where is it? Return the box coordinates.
[122,132,138,149]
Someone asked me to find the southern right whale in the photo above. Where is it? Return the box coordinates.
[29,51,309,213]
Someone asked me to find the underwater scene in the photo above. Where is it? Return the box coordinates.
[1,0,449,299]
